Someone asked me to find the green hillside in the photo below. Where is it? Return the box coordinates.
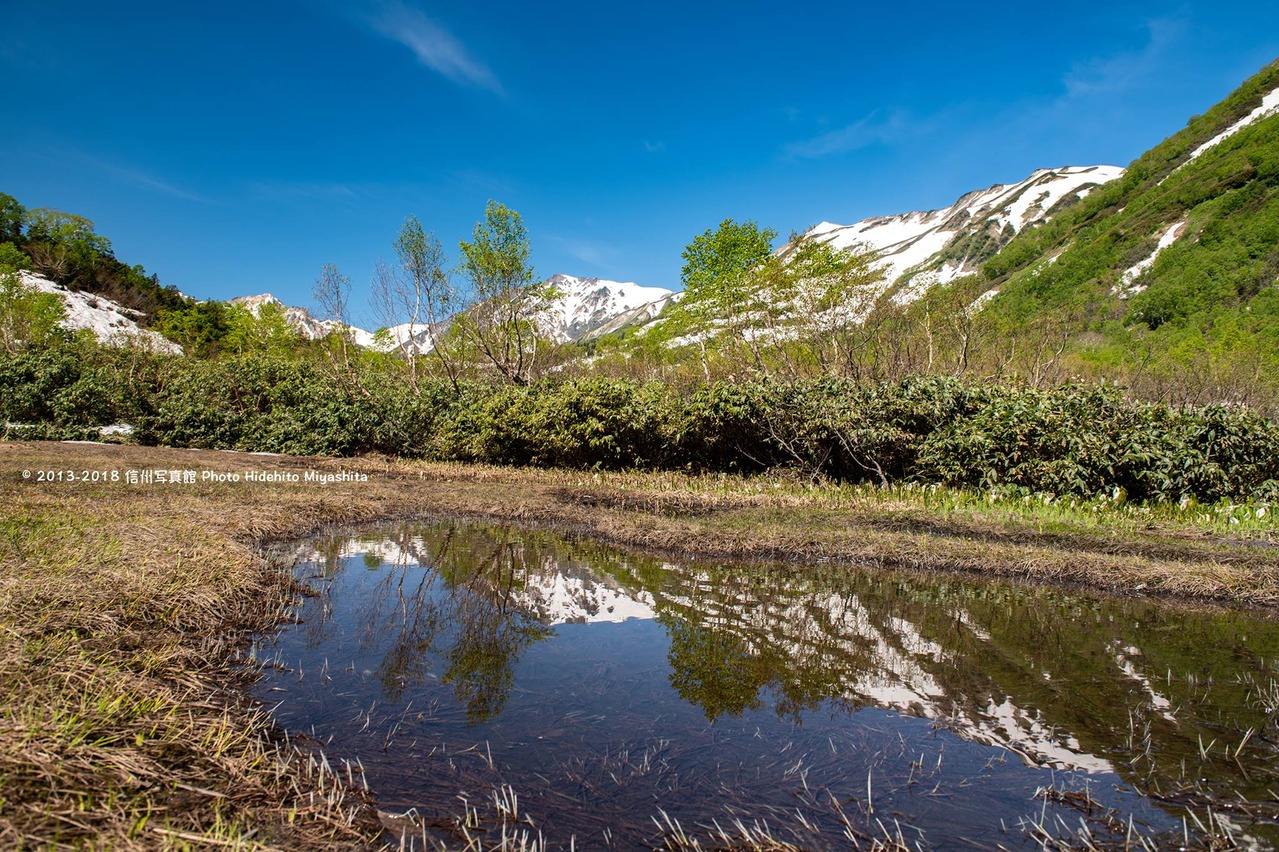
[974,59,1279,405]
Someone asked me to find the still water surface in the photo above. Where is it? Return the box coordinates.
[253,521,1279,848]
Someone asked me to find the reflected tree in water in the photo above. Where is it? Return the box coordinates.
[307,525,551,720]
[440,536,551,723]
[664,619,770,721]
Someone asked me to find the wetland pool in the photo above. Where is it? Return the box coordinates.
[251,521,1279,849]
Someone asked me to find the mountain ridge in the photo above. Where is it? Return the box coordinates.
[799,165,1124,303]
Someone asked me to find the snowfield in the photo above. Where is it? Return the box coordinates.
[802,165,1124,297]
[20,271,182,354]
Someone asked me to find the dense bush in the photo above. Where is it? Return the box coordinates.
[429,379,676,469]
[912,384,1279,502]
[0,340,139,427]
[4,337,1278,503]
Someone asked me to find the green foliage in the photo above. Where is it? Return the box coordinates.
[459,201,534,297]
[680,218,777,294]
[934,220,1008,272]
[968,59,1279,402]
[655,219,777,369]
[387,215,461,388]
[0,340,143,429]
[0,191,187,324]
[24,208,113,257]
[0,194,25,244]
[0,262,68,353]
[137,355,377,455]
[672,381,776,472]
[434,379,677,469]
[455,201,553,384]
[3,328,1278,504]
[222,302,303,355]
[0,241,31,272]
[154,301,236,358]
[914,383,1279,502]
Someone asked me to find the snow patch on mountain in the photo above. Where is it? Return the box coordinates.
[20,271,182,354]
[804,166,1124,297]
[1113,220,1187,298]
[1182,86,1279,168]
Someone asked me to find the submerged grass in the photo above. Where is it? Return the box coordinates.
[2,439,1278,848]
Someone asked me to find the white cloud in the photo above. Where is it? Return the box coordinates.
[108,166,205,201]
[368,1,502,95]
[1062,16,1186,99]
[783,110,908,159]
[547,234,618,271]
[244,182,360,203]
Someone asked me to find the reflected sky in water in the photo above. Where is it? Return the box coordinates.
[253,521,1279,849]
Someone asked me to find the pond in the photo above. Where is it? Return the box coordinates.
[251,521,1279,849]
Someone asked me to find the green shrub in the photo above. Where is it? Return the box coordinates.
[5,336,1279,504]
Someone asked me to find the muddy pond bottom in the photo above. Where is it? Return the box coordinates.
[252,521,1279,849]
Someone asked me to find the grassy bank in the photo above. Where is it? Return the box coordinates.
[2,440,1278,848]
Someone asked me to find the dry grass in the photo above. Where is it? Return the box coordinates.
[2,440,1278,848]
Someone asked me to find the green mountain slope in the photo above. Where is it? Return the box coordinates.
[975,59,1279,403]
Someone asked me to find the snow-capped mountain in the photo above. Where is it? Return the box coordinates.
[19,271,182,354]
[602,165,1128,345]
[231,293,335,339]
[579,291,681,342]
[230,293,436,355]
[538,274,674,342]
[210,167,1129,354]
[230,276,675,352]
[802,165,1124,301]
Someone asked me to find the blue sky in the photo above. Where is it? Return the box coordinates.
[2,1,1277,325]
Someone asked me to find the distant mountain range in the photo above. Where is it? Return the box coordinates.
[801,165,1124,301]
[30,59,1279,371]
[229,276,676,354]
[214,169,1133,351]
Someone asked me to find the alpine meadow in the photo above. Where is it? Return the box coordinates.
[4,26,1279,851]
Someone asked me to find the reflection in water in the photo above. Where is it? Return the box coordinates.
[299,526,551,722]
[257,522,1279,848]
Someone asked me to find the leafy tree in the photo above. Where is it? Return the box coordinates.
[657,218,777,378]
[454,200,555,384]
[223,302,301,355]
[0,242,30,272]
[0,194,26,244]
[154,300,235,358]
[754,235,887,377]
[373,215,464,390]
[24,209,111,254]
[22,208,112,283]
